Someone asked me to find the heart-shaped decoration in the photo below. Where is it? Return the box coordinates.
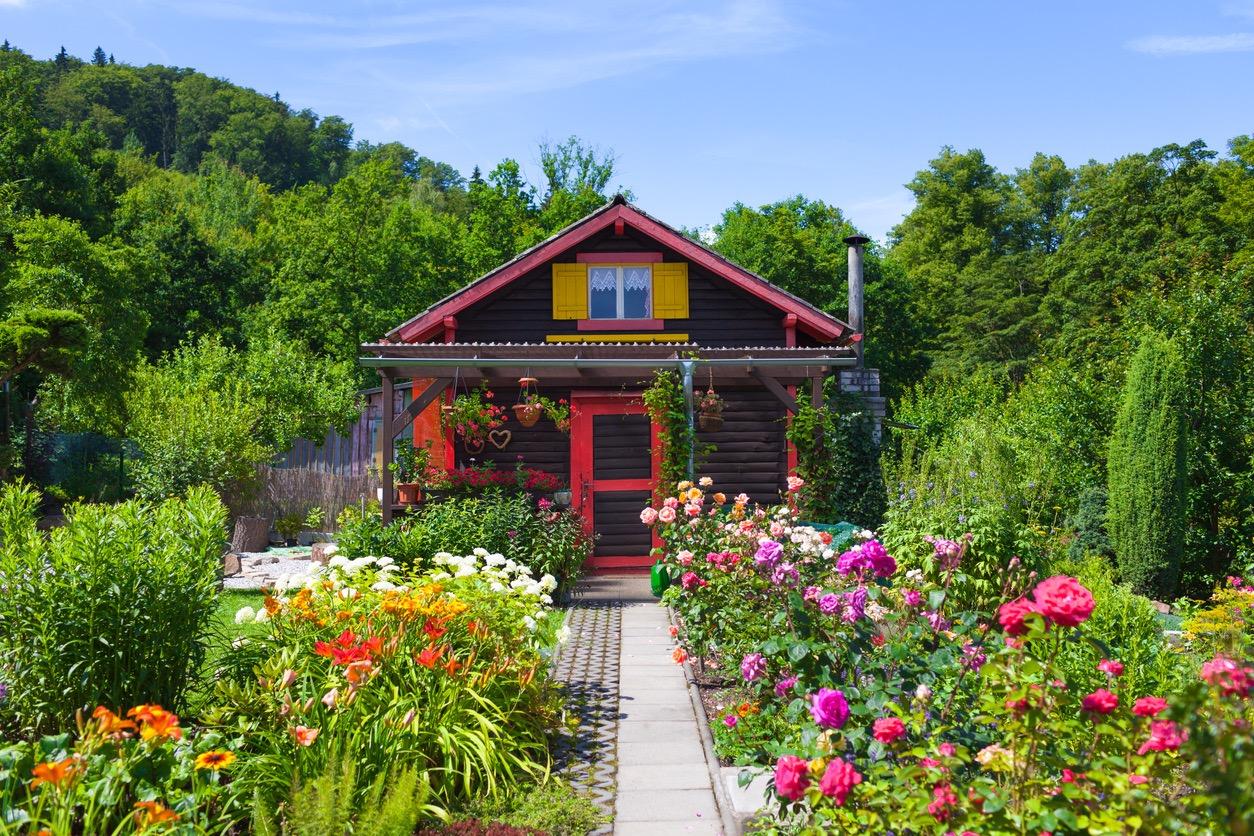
[488,429,512,450]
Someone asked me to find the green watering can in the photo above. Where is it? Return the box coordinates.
[650,561,672,597]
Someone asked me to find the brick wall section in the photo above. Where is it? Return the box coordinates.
[838,368,887,444]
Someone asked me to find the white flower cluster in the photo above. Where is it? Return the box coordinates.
[429,548,557,604]
[233,605,270,624]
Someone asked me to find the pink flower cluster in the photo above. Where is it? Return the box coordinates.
[1200,654,1253,698]
[835,540,896,579]
[998,575,1095,635]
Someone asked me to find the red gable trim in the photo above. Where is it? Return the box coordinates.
[390,203,849,344]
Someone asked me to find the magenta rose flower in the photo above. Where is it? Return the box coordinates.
[741,653,767,682]
[1132,696,1168,717]
[754,540,784,568]
[809,688,849,729]
[774,755,810,802]
[872,717,906,744]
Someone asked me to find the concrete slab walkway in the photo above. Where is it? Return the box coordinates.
[553,574,731,835]
[616,601,727,834]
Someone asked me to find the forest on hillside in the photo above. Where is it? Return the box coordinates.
[0,43,1250,597]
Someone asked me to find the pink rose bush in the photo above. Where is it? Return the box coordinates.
[647,479,1254,833]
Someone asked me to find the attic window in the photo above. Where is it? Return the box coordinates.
[588,265,651,319]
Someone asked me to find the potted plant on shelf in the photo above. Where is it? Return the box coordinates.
[513,377,544,427]
[698,386,725,432]
[442,383,505,453]
[274,513,302,546]
[390,441,431,505]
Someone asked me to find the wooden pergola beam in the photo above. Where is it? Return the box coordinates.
[392,376,453,437]
[752,369,801,414]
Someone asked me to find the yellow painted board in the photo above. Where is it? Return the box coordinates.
[545,333,689,343]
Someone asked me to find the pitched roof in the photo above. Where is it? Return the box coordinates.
[383,195,854,344]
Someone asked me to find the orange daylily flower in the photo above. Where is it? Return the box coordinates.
[194,750,236,770]
[30,757,81,790]
[91,706,137,739]
[129,705,183,741]
[290,725,320,747]
[344,659,375,685]
[263,595,282,615]
[423,616,449,641]
[444,656,463,676]
[416,644,446,669]
[133,800,180,830]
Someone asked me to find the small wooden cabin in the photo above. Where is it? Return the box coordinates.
[362,196,872,569]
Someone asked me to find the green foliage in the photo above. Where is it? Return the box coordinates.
[0,307,87,388]
[1107,334,1189,599]
[125,336,359,502]
[335,494,592,592]
[0,482,225,736]
[1066,486,1113,561]
[711,196,929,398]
[643,370,706,492]
[462,780,608,835]
[1050,553,1187,699]
[786,396,885,527]
[256,756,429,836]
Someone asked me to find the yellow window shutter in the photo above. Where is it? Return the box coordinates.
[652,262,689,319]
[551,263,588,319]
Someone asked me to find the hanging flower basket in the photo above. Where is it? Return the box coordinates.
[463,437,485,454]
[698,413,724,432]
[514,402,543,427]
[698,386,725,432]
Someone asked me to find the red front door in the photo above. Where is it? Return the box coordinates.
[570,393,659,570]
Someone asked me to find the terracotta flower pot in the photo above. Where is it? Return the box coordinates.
[514,402,543,427]
[396,482,422,505]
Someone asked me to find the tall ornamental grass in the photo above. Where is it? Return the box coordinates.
[0,482,224,736]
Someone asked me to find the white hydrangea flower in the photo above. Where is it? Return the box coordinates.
[490,581,506,593]
[338,587,358,600]
[485,553,506,566]
[328,555,349,569]
[522,616,536,631]
[472,547,489,557]
[556,624,572,644]
[539,574,557,593]
[254,608,270,623]
[371,580,396,592]
[234,606,256,624]
[431,571,451,581]
[376,556,394,566]
[540,594,553,605]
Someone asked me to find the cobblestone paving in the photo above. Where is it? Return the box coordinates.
[550,602,622,836]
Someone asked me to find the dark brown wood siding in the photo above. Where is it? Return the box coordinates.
[592,490,652,556]
[450,226,788,346]
[592,414,651,480]
[695,388,788,506]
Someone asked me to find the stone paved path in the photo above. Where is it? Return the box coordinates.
[551,575,728,836]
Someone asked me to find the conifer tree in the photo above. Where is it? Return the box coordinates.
[1107,334,1188,599]
[91,46,107,66]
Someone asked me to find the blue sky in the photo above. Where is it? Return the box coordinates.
[2,0,1254,240]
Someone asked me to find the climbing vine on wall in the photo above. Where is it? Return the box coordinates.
[786,392,885,527]
[642,369,714,496]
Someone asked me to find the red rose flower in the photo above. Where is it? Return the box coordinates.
[997,596,1037,636]
[818,758,861,806]
[1081,688,1118,715]
[872,717,907,744]
[1031,575,1095,628]
[1132,696,1168,717]
[773,755,810,802]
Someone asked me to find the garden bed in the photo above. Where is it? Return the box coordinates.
[648,477,1254,834]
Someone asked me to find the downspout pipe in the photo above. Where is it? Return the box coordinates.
[843,234,870,368]
[680,359,695,479]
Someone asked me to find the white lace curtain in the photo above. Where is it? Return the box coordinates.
[589,267,617,292]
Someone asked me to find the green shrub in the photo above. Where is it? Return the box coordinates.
[1066,485,1113,561]
[337,495,592,592]
[786,396,885,527]
[1050,553,1187,698]
[462,781,607,835]
[0,481,224,736]
[1107,334,1188,599]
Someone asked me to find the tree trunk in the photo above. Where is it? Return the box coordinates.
[231,515,271,554]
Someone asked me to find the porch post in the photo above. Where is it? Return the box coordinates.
[381,371,394,525]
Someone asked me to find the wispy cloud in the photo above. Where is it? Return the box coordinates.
[1127,32,1254,56]
[0,0,30,8]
